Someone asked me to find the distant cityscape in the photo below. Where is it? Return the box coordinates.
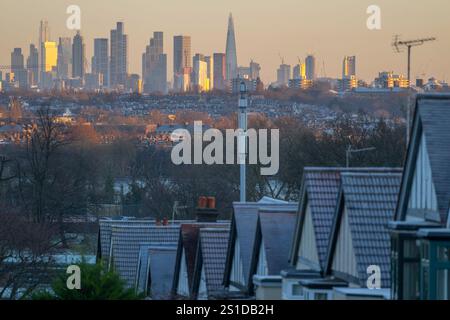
[1,13,448,95]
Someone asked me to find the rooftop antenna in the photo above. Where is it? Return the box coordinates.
[392,35,436,145]
[346,146,376,168]
[392,35,436,83]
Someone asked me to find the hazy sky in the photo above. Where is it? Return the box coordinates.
[1,0,449,83]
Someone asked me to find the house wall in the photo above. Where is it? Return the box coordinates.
[332,291,385,300]
[198,265,208,300]
[176,249,189,297]
[296,204,320,270]
[282,278,306,300]
[256,239,269,276]
[332,207,358,282]
[229,236,245,291]
[255,283,282,300]
[407,134,438,220]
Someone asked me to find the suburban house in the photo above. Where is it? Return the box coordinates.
[251,208,297,300]
[389,94,450,300]
[98,218,154,264]
[223,198,298,297]
[325,171,402,300]
[191,228,231,300]
[135,244,177,298]
[284,167,400,300]
[171,222,230,299]
[97,219,183,296]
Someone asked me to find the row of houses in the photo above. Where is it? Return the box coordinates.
[97,94,450,300]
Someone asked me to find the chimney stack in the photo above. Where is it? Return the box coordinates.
[196,196,218,223]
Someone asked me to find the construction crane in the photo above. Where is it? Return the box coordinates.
[278,53,285,65]
[392,35,436,145]
[392,35,436,83]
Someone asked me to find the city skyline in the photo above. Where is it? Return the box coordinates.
[0,0,449,84]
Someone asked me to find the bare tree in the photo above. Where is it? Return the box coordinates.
[0,211,57,300]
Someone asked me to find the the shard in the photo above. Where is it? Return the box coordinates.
[225,13,238,82]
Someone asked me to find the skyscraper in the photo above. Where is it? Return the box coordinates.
[57,37,72,79]
[277,64,291,86]
[225,13,238,83]
[110,22,128,89]
[11,48,27,88]
[192,54,209,92]
[27,44,39,87]
[305,55,316,80]
[213,53,226,90]
[173,35,191,92]
[142,32,167,93]
[341,56,357,91]
[250,60,261,80]
[39,20,50,83]
[92,38,109,87]
[41,41,57,89]
[293,60,306,80]
[72,31,85,79]
[205,56,214,90]
[342,56,356,78]
[42,42,57,72]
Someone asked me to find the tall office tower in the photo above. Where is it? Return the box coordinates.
[57,37,72,79]
[142,32,167,93]
[277,64,291,86]
[250,60,261,80]
[213,53,226,90]
[39,20,50,83]
[293,60,306,80]
[92,38,109,87]
[341,56,357,91]
[305,55,316,80]
[110,22,128,89]
[27,44,39,87]
[173,35,191,91]
[205,56,214,90]
[238,66,251,79]
[342,56,356,78]
[225,13,238,83]
[72,31,85,79]
[11,48,27,88]
[192,54,209,92]
[41,41,57,89]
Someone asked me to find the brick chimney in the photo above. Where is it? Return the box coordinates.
[196,196,218,223]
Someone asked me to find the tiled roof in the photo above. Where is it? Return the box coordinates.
[110,225,180,287]
[416,96,450,224]
[98,219,154,264]
[228,201,298,288]
[198,228,230,296]
[337,172,402,287]
[258,210,297,275]
[174,222,230,294]
[291,167,402,271]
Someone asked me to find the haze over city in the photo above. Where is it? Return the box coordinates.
[1,0,449,83]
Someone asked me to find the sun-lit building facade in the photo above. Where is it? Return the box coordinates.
[43,41,58,72]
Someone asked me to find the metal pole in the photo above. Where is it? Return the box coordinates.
[407,45,412,84]
[238,81,248,202]
[346,146,351,168]
[406,46,412,146]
